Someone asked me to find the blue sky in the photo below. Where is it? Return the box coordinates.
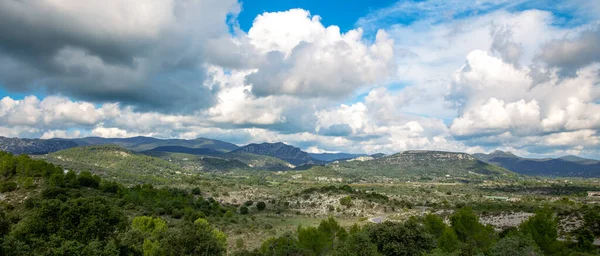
[0,0,599,159]
[236,0,396,33]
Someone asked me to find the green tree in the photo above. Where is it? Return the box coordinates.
[256,201,266,211]
[48,172,65,187]
[132,216,168,238]
[367,219,435,256]
[581,205,600,236]
[161,218,227,256]
[488,233,542,256]
[132,216,168,256]
[259,232,305,256]
[425,248,460,256]
[65,170,79,188]
[574,228,596,253]
[0,181,17,192]
[449,207,496,255]
[438,227,461,253]
[0,154,17,179]
[519,207,558,254]
[240,206,249,215]
[297,225,329,255]
[77,171,100,188]
[191,187,202,195]
[333,230,380,256]
[13,197,124,243]
[423,214,447,238]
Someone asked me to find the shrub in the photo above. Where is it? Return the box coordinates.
[0,181,17,192]
[191,187,201,195]
[239,206,249,215]
[256,201,266,211]
[340,196,353,207]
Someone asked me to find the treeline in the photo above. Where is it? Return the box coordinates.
[234,207,599,256]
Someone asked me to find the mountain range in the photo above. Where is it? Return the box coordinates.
[329,150,513,179]
[2,136,600,177]
[0,136,78,154]
[473,151,600,177]
[232,142,325,166]
[308,153,366,162]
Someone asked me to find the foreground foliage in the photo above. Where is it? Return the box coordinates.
[0,151,599,255]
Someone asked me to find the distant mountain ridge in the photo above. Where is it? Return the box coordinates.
[474,151,600,177]
[0,136,78,154]
[309,153,366,162]
[142,146,222,155]
[0,136,238,154]
[71,136,239,152]
[326,150,513,179]
[233,142,325,166]
[3,136,599,177]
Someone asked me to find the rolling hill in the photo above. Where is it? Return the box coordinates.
[142,145,223,155]
[233,142,325,166]
[71,136,239,152]
[43,145,186,184]
[474,151,600,177]
[331,150,514,179]
[142,146,295,171]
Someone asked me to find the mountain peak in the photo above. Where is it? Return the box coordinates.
[233,142,322,166]
[489,150,518,158]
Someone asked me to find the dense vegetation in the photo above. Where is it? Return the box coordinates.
[1,151,599,255]
[233,207,600,256]
[0,151,229,255]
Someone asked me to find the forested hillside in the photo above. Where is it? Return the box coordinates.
[43,145,186,184]
[332,151,515,181]
[0,151,229,255]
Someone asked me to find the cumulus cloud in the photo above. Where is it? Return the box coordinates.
[535,26,600,78]
[451,98,540,137]
[0,0,239,113]
[245,9,395,98]
[0,95,116,129]
[490,24,524,66]
[1,0,599,158]
[448,43,600,155]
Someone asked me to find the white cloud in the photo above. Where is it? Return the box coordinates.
[41,130,83,140]
[91,126,140,138]
[451,98,540,136]
[245,9,396,98]
[0,1,599,158]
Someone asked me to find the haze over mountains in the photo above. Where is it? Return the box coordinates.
[1,136,599,177]
[232,142,325,166]
[473,151,600,177]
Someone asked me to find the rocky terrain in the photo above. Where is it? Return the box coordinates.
[0,136,78,154]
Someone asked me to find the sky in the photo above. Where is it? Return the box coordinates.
[0,0,599,159]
